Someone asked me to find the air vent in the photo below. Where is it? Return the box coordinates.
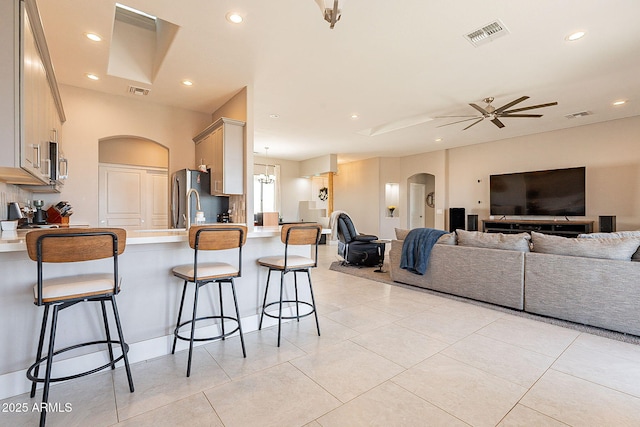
[128,85,150,96]
[564,111,593,119]
[464,19,510,47]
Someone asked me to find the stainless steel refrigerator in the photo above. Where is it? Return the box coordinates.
[171,169,229,228]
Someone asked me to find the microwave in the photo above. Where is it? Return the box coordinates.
[49,141,68,182]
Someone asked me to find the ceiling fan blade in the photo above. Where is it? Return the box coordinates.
[436,117,482,128]
[469,103,488,115]
[500,113,543,118]
[495,96,529,113]
[434,115,479,118]
[491,118,505,128]
[503,102,558,114]
[463,118,484,130]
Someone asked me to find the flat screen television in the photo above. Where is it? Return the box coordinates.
[490,167,586,216]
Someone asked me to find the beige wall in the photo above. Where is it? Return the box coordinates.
[99,137,169,168]
[336,115,640,236]
[39,84,210,227]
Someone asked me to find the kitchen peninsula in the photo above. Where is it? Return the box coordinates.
[0,226,313,400]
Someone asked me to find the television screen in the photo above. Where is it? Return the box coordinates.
[490,167,585,216]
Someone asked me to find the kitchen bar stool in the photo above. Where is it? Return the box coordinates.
[25,228,134,427]
[172,225,247,377]
[258,223,323,346]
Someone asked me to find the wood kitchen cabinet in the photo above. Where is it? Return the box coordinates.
[193,117,245,195]
[0,0,65,186]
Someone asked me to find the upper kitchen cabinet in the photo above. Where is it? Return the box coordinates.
[0,0,65,186]
[193,117,245,196]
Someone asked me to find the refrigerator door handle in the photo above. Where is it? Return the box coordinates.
[172,175,180,228]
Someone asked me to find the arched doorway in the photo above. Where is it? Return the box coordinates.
[408,173,435,229]
[98,136,169,229]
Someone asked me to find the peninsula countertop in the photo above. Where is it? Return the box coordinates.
[0,225,288,253]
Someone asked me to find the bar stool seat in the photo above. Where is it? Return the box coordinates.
[25,228,134,427]
[258,223,323,347]
[171,225,247,377]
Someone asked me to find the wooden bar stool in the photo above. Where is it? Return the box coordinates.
[258,224,323,346]
[171,225,247,377]
[25,228,134,427]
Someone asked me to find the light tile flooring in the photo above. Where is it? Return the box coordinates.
[4,245,640,426]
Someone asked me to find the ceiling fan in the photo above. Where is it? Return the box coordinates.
[436,96,558,130]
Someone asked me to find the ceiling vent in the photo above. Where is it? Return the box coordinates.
[128,85,150,96]
[564,111,593,119]
[464,19,510,47]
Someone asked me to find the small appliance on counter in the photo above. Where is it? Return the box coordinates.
[33,200,47,225]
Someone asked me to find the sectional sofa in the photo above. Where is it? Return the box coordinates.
[389,229,640,336]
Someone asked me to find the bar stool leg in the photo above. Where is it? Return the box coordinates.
[186,283,200,377]
[218,281,225,340]
[172,281,188,354]
[111,296,134,392]
[307,269,321,337]
[100,300,115,369]
[294,271,300,321]
[258,269,272,330]
[277,271,285,347]
[230,278,246,357]
[40,305,60,427]
[30,305,49,398]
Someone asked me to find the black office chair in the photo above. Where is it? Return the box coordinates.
[336,213,383,267]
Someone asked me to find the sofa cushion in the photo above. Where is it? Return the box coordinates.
[456,229,530,252]
[395,228,456,245]
[531,231,640,261]
[578,231,640,261]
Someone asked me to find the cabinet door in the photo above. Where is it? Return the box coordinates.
[195,132,214,169]
[221,121,244,195]
[211,127,224,195]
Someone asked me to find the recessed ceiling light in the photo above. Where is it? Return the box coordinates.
[226,12,243,24]
[435,138,443,143]
[566,31,585,41]
[351,114,359,119]
[182,80,193,86]
[85,32,102,42]
[86,73,99,80]
[612,99,627,106]
[269,114,280,119]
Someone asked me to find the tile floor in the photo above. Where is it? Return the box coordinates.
[4,244,640,426]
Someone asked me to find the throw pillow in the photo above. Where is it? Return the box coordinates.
[578,231,640,261]
[532,231,640,261]
[456,229,531,252]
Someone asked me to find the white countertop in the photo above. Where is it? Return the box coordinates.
[0,226,328,253]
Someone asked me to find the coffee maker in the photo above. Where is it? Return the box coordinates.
[33,200,48,225]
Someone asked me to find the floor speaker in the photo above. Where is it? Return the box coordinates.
[449,208,465,232]
[467,214,478,231]
[599,216,616,233]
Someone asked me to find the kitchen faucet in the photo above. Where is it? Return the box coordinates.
[185,188,201,229]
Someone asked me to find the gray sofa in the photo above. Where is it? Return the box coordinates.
[389,230,640,336]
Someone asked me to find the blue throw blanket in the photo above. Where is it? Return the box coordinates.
[400,228,448,275]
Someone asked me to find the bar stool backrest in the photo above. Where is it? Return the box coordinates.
[188,225,247,251]
[281,223,322,246]
[26,228,126,263]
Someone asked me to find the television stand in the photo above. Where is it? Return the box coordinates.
[482,219,594,237]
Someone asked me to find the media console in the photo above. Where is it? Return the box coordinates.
[482,219,594,237]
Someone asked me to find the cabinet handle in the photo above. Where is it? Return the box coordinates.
[33,144,40,169]
[52,128,58,143]
[59,157,68,179]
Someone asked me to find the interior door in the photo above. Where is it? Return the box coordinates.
[99,165,145,228]
[409,182,426,229]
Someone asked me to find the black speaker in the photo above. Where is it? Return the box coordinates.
[599,216,616,233]
[449,208,465,232]
[467,214,478,231]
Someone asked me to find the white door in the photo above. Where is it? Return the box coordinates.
[409,183,426,229]
[99,164,168,229]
